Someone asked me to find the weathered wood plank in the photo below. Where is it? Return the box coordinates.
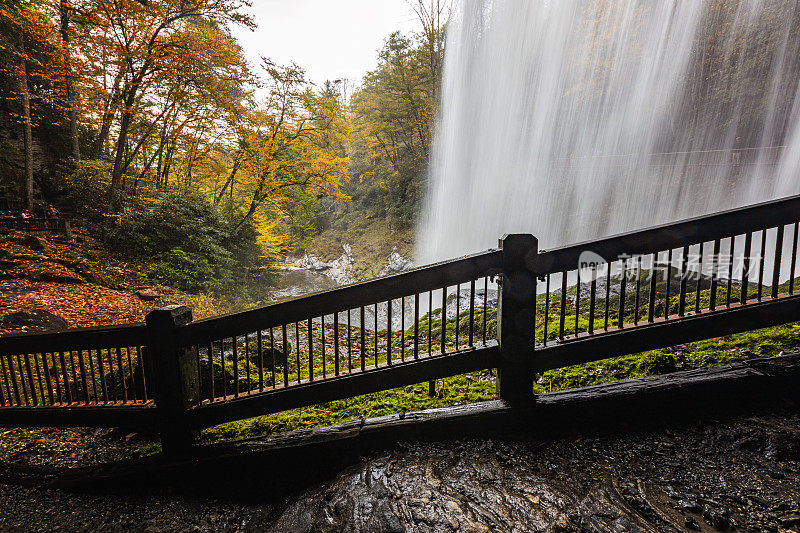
[0,403,156,428]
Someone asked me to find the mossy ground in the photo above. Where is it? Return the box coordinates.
[300,214,414,279]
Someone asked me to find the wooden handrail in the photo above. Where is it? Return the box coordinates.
[536,194,800,274]
[177,249,503,346]
[0,323,147,357]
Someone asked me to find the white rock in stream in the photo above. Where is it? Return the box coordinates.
[381,247,413,275]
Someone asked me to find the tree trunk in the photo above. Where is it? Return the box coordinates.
[92,73,122,159]
[60,0,80,161]
[17,22,33,211]
[108,90,136,207]
[214,152,242,205]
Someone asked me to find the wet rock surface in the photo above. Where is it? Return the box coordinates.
[0,309,68,332]
[0,412,798,531]
[266,413,800,532]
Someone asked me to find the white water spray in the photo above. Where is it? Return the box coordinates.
[419,0,800,263]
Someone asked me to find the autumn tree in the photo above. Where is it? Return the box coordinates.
[85,0,252,206]
[231,61,349,239]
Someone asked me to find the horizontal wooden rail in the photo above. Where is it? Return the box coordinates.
[178,249,502,346]
[536,193,800,274]
[0,323,147,357]
[0,217,71,237]
[0,403,156,428]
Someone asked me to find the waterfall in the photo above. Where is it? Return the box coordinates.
[419,0,800,263]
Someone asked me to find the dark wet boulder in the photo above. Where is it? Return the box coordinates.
[0,309,68,332]
[248,342,291,370]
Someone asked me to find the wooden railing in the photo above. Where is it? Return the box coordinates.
[1,195,799,454]
[0,217,72,238]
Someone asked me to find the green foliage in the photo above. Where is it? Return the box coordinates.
[63,160,113,221]
[105,191,260,293]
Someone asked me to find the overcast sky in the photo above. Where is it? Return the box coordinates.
[231,1,421,88]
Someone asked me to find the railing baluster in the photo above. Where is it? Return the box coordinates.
[726,236,735,306]
[126,347,138,403]
[695,243,704,313]
[245,333,251,394]
[334,313,340,375]
[11,355,24,406]
[233,337,240,396]
[80,350,92,404]
[634,256,641,325]
[559,272,567,340]
[360,306,366,371]
[56,351,70,404]
[757,230,767,300]
[307,320,313,382]
[7,356,22,406]
[218,340,227,397]
[469,280,476,347]
[430,290,435,354]
[741,232,752,304]
[604,264,611,331]
[772,224,785,299]
[441,288,447,355]
[19,354,33,406]
[482,278,488,344]
[710,240,720,310]
[93,348,106,403]
[3,356,15,406]
[319,315,328,379]
[295,321,301,384]
[107,348,119,402]
[575,269,580,336]
[42,353,55,405]
[455,284,461,349]
[544,274,550,344]
[0,358,8,406]
[665,249,673,318]
[678,246,689,317]
[589,268,597,334]
[87,350,102,404]
[387,300,392,366]
[34,353,49,405]
[115,347,126,403]
[282,325,289,387]
[414,293,420,359]
[0,358,6,406]
[400,297,405,362]
[138,346,149,402]
[791,223,799,294]
[348,309,353,373]
[257,330,263,391]
[374,303,379,367]
[57,351,70,404]
[648,253,657,322]
[619,259,627,328]
[205,342,214,401]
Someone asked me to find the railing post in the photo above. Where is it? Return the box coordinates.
[497,234,538,403]
[145,305,199,455]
